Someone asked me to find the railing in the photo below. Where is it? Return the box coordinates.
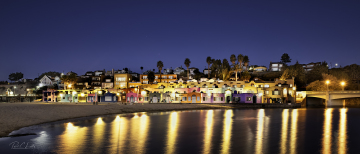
[306,91,360,94]
[330,91,360,94]
[306,91,326,94]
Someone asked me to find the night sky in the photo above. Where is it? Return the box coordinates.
[1,0,360,81]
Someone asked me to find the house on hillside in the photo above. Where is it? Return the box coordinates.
[39,75,60,87]
[269,62,284,72]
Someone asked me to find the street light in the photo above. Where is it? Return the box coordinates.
[326,80,330,91]
[341,81,345,91]
[14,86,16,96]
[293,86,296,103]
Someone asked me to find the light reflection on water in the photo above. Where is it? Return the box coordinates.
[109,116,121,154]
[255,109,265,154]
[202,110,213,154]
[58,122,88,153]
[322,108,333,154]
[165,112,179,154]
[0,108,354,154]
[338,108,347,154]
[280,109,289,154]
[255,109,270,154]
[92,118,105,153]
[290,109,298,154]
[220,110,233,154]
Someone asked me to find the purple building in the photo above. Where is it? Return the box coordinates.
[232,93,262,103]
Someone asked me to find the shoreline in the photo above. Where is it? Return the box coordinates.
[0,102,300,138]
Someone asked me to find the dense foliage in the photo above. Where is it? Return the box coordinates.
[8,72,24,81]
[60,72,78,86]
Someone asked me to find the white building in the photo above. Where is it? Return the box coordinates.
[163,68,174,74]
[203,68,211,75]
[269,62,284,71]
[174,67,186,75]
[39,75,60,87]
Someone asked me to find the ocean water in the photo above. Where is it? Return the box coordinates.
[0,108,359,154]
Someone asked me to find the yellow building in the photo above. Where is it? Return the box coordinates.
[129,82,142,88]
[139,78,295,103]
[114,73,132,89]
[140,74,178,84]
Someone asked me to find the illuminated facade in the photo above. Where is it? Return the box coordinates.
[43,76,295,104]
[140,74,178,84]
[114,73,132,89]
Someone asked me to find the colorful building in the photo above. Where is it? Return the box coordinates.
[43,75,296,104]
[114,73,132,89]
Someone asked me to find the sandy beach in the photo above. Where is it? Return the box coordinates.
[0,102,300,137]
[0,102,236,137]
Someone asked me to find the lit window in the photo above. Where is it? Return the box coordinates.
[273,91,279,95]
[117,77,126,81]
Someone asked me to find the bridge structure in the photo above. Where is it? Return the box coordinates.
[305,91,360,107]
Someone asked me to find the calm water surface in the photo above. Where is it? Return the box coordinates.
[1,108,360,154]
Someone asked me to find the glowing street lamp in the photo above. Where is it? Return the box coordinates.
[68,84,72,89]
[292,86,297,103]
[341,81,346,91]
[326,80,330,91]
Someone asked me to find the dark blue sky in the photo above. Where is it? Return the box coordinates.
[1,0,360,81]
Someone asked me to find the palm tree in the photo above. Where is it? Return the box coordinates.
[157,61,164,83]
[184,58,191,79]
[140,66,143,74]
[237,54,244,80]
[206,56,212,79]
[243,55,250,71]
[230,54,237,81]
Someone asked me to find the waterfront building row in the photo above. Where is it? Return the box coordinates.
[43,78,296,104]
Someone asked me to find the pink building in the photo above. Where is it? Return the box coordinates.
[126,91,138,103]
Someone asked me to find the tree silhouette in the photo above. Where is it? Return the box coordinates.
[237,54,244,80]
[8,72,23,82]
[230,54,237,81]
[184,58,191,79]
[206,56,213,78]
[157,61,164,83]
[148,71,155,84]
[281,53,292,64]
[243,55,250,71]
